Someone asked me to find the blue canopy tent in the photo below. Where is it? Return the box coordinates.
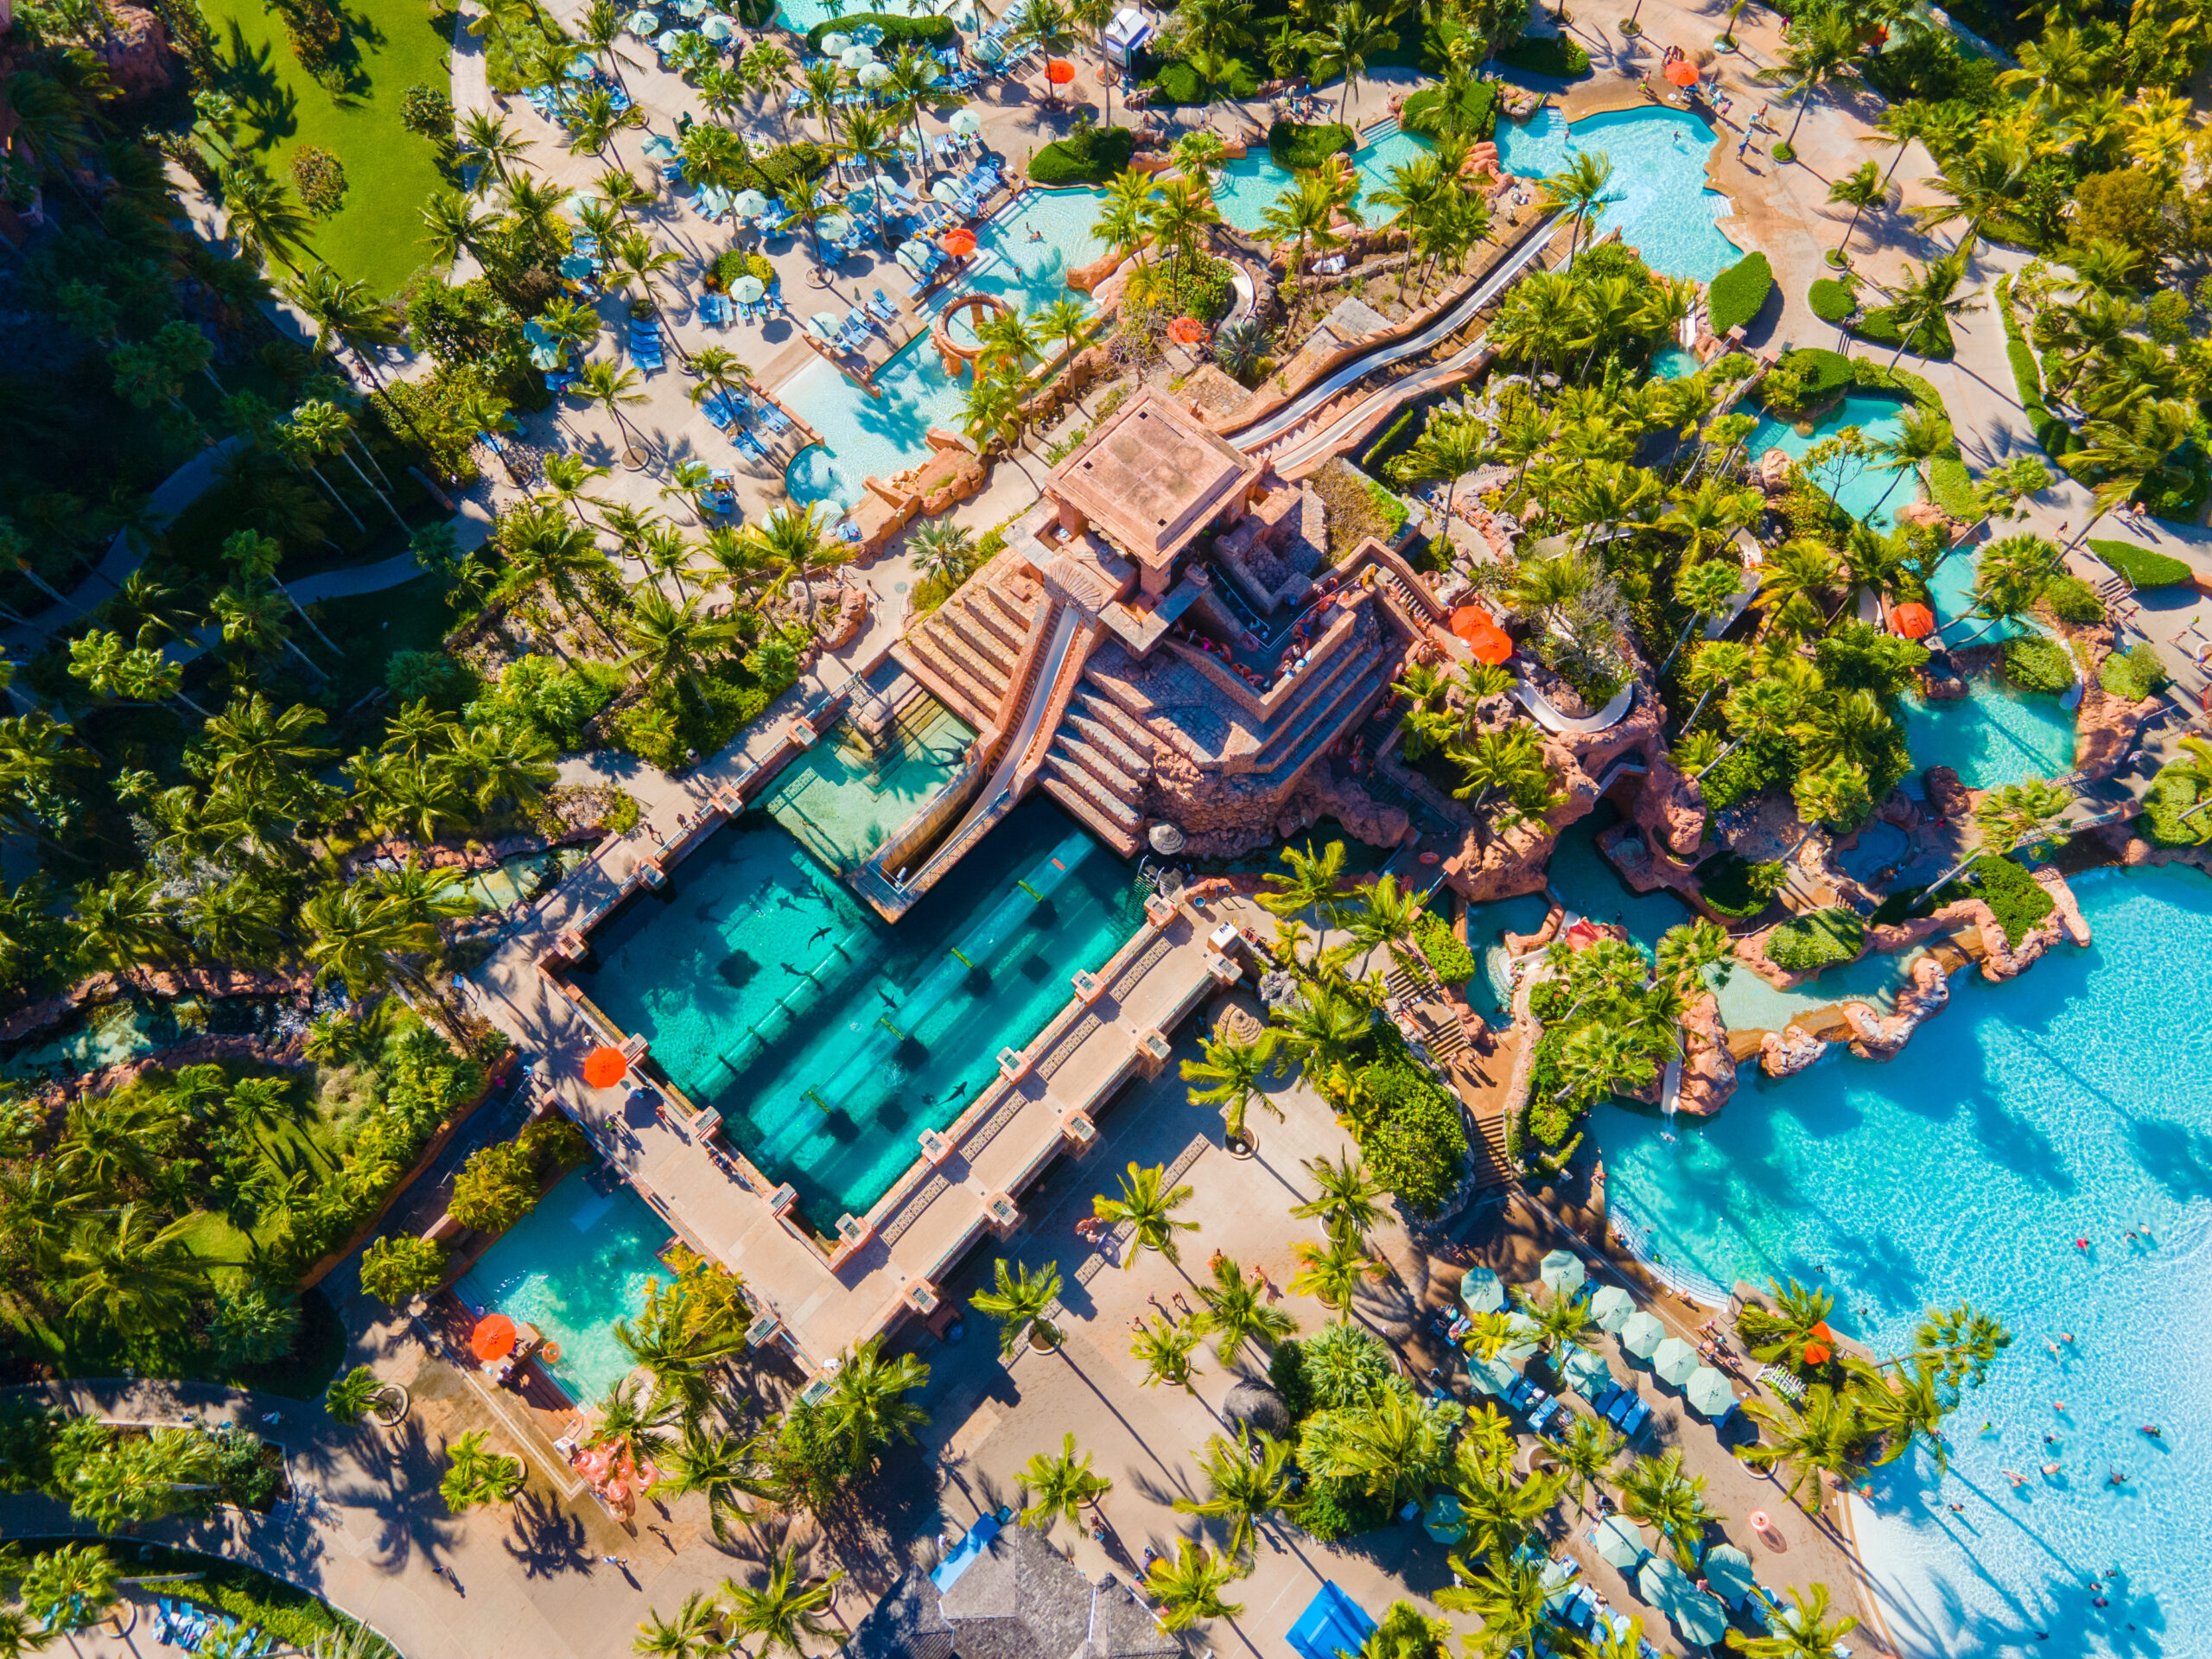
[1288,1584,1377,1659]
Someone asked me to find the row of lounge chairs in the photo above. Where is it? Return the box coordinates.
[153,1600,278,1656]
[1589,1380,1654,1437]
[627,315,664,372]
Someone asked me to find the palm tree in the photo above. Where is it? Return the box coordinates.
[219,160,315,269]
[1290,1150,1385,1236]
[1016,1432,1112,1533]
[1539,151,1618,252]
[19,1544,117,1638]
[1192,1251,1299,1361]
[580,359,653,461]
[1660,558,1749,677]
[1696,677,1800,781]
[633,1592,720,1659]
[906,518,978,588]
[1259,836,1349,922]
[1616,1449,1713,1569]
[421,188,499,267]
[620,590,740,707]
[1870,251,1979,366]
[657,1423,771,1543]
[1726,1583,1859,1658]
[1130,1314,1205,1392]
[1391,417,1484,520]
[970,1257,1064,1355]
[723,1548,842,1659]
[1764,8,1859,152]
[1258,169,1352,278]
[1291,1229,1384,1320]
[1908,1300,2012,1390]
[1438,1557,1547,1659]
[826,1338,930,1467]
[1144,1541,1244,1631]
[1092,1161,1198,1267]
[323,1365,385,1426]
[1092,168,1158,263]
[1344,872,1420,977]
[1546,1414,1625,1513]
[1513,1283,1596,1358]
[440,1430,525,1511]
[1826,161,1886,263]
[1180,1030,1281,1145]
[1145,174,1221,265]
[60,1203,201,1338]
[1173,1428,1294,1563]
[458,109,532,192]
[1848,1357,1950,1470]
[1305,2,1397,123]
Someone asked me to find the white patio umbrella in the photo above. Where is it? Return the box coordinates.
[1459,1266,1504,1313]
[819,29,852,53]
[1686,1367,1737,1417]
[840,43,876,69]
[950,109,982,136]
[817,211,855,239]
[1620,1311,1667,1359]
[728,275,766,302]
[931,178,966,205]
[655,29,686,53]
[733,188,768,217]
[858,60,893,86]
[807,311,841,336]
[1652,1337,1701,1386]
[676,0,709,16]
[1591,1284,1636,1332]
[701,15,735,39]
[624,8,658,33]
[642,132,679,157]
[1539,1249,1586,1299]
[1499,1311,1541,1363]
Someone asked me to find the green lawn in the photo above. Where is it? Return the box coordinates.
[200,0,454,296]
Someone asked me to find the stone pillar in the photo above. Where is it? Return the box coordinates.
[1052,493,1090,538]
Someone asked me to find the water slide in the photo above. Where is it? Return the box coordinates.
[899,605,1085,894]
[1224,210,1573,454]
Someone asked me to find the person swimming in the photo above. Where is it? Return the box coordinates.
[2109,1471,2129,1485]
[2140,1425,2163,1438]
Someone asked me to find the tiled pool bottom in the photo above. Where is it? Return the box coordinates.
[573,798,1146,1229]
[759,700,974,874]
[454,1170,672,1403]
[781,187,1106,511]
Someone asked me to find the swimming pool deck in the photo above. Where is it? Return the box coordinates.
[475,805,1242,1367]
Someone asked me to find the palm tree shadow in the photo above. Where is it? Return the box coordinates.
[212,22,300,145]
[501,1487,592,1577]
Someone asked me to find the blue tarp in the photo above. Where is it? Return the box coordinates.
[930,1513,1002,1591]
[1287,1583,1377,1659]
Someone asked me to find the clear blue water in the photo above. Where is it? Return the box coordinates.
[1213,124,1433,236]
[1493,106,1739,282]
[1745,391,1912,531]
[781,188,1106,510]
[1652,344,1700,379]
[759,702,973,873]
[454,1170,675,1403]
[1596,865,2212,1658]
[1904,679,2077,789]
[574,798,1145,1227]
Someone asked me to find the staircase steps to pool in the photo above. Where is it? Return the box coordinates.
[938,594,1023,682]
[1240,662,1392,794]
[1052,695,1153,800]
[1046,728,1147,808]
[976,582,1039,653]
[894,575,1049,732]
[1469,1105,1512,1190]
[1039,758,1144,851]
[1249,633,1378,772]
[897,626,999,729]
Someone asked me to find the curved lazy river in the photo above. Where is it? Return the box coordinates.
[1595,863,2212,1657]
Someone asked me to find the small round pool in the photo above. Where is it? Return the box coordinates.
[1835,819,1910,882]
[1744,391,1911,530]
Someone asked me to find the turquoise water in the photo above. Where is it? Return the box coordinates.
[781,188,1105,510]
[1595,865,2212,1657]
[1652,343,1700,379]
[454,1170,674,1403]
[1745,391,1912,531]
[574,798,1145,1226]
[1213,124,1433,236]
[1493,106,1739,281]
[1904,679,2077,789]
[760,702,973,873]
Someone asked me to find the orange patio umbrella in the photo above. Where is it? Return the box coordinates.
[1167,315,1208,346]
[1448,605,1515,665]
[471,1313,518,1362]
[582,1045,629,1088]
[1664,58,1700,87]
[1046,58,1076,86]
[939,227,977,257]
[1890,601,1936,639]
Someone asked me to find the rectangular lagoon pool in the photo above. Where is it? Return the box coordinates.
[574,798,1145,1230]
[454,1170,673,1404]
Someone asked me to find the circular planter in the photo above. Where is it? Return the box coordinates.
[1618,16,1641,34]
[1027,1324,1063,1354]
[372,1383,412,1428]
[622,446,650,472]
[1224,1131,1257,1160]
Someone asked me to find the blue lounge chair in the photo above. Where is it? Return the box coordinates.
[867,287,899,323]
[754,400,789,435]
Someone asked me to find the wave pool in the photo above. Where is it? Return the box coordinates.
[1595,864,2212,1657]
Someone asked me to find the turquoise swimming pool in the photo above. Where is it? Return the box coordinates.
[1903,679,2077,789]
[1745,391,1912,531]
[1212,123,1435,236]
[454,1169,673,1403]
[781,188,1106,511]
[1596,864,2212,1657]
[573,798,1145,1228]
[1494,105,1739,282]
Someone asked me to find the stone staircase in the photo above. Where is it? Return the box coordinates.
[892,564,1045,730]
[1037,686,1154,856]
[1468,1105,1513,1190]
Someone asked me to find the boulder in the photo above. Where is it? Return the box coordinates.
[1840,952,1950,1061]
[1674,994,1737,1115]
[1755,448,1794,493]
[99,3,180,100]
[2074,682,2157,781]
[1897,499,1953,531]
[1919,669,1968,700]
[1759,1024,1827,1077]
[1923,766,1972,820]
[1632,754,1708,861]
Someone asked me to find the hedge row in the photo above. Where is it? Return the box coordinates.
[1030,124,1135,186]
[1807,277,1855,323]
[1707,251,1774,337]
[804,12,954,49]
[1848,302,1955,360]
[2087,537,2192,589]
[1927,455,1977,519]
[1997,274,2075,460]
[1494,35,1591,76]
[1269,118,1355,169]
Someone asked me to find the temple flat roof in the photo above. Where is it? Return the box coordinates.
[1049,391,1260,569]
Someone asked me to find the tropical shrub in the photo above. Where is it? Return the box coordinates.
[1411,911,1477,982]
[359,1235,450,1305]
[1494,35,1590,76]
[1807,277,1856,323]
[1927,456,1978,520]
[289,146,347,218]
[1400,79,1497,142]
[1706,251,1775,337]
[1268,120,1355,170]
[1696,850,1786,919]
[2041,575,2103,625]
[1959,855,2054,946]
[1849,302,1955,360]
[1354,1054,1467,1217]
[2001,634,2073,695]
[1030,125,1136,186]
[1763,908,1865,972]
[1759,346,1852,414]
[400,84,455,143]
[804,11,953,49]
[448,1141,541,1233]
[2087,538,2190,589]
[2100,644,2168,702]
[465,655,622,748]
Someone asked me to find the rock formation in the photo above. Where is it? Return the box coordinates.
[99,3,179,100]
[1839,953,1949,1060]
[1674,994,1737,1114]
[1759,1024,1827,1077]
[1923,765,1973,820]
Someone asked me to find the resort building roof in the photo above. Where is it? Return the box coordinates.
[849,1530,1176,1659]
[1046,390,1262,594]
